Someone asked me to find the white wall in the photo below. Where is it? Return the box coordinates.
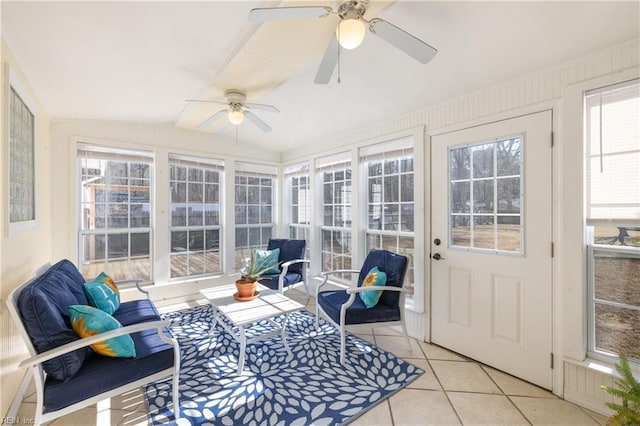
[2,32,638,417]
[1,39,53,418]
[281,38,640,409]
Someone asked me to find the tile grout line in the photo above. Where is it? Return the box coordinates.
[479,365,534,426]
[421,345,465,425]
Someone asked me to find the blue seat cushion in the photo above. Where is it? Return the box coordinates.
[112,299,161,326]
[18,270,88,381]
[267,239,306,274]
[259,273,303,291]
[318,290,401,325]
[43,328,174,412]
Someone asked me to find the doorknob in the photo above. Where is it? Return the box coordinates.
[432,253,445,260]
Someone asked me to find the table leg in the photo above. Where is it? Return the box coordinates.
[281,314,292,358]
[237,325,246,375]
[208,308,220,336]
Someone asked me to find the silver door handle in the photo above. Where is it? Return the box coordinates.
[432,253,445,260]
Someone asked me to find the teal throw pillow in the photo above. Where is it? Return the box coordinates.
[69,305,136,358]
[359,267,387,308]
[255,248,281,275]
[84,272,120,314]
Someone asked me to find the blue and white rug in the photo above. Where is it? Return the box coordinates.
[145,304,423,425]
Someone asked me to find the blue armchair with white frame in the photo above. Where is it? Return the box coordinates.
[315,249,411,364]
[258,238,310,295]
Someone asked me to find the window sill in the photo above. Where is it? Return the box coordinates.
[564,356,640,380]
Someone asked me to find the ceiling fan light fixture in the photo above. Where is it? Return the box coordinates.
[336,18,365,49]
[228,106,244,125]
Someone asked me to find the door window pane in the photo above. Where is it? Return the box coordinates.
[449,137,523,254]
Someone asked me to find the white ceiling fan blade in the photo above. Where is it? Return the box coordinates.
[244,110,272,132]
[245,102,280,113]
[369,18,437,64]
[198,109,227,128]
[314,36,339,84]
[185,99,228,106]
[249,6,332,22]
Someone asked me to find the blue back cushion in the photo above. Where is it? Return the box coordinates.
[267,239,306,274]
[18,269,87,381]
[49,259,89,305]
[357,250,408,308]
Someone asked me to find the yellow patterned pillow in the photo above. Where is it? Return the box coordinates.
[69,305,136,358]
[359,267,387,308]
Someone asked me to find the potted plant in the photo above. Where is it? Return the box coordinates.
[600,353,640,425]
[235,247,277,299]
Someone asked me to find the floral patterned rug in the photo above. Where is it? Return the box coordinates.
[145,304,423,425]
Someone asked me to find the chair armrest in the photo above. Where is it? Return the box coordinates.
[280,259,310,275]
[316,270,361,294]
[116,279,150,299]
[19,320,171,369]
[346,286,408,294]
[320,269,360,277]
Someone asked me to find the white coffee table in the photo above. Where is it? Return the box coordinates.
[199,283,304,375]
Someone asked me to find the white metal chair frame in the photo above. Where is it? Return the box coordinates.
[275,258,310,295]
[315,269,411,364]
[6,266,181,425]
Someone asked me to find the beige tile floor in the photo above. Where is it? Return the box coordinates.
[16,289,609,425]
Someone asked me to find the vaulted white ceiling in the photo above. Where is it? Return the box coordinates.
[2,1,639,152]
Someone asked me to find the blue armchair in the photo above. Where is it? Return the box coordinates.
[258,239,310,295]
[316,249,410,364]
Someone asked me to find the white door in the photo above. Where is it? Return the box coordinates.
[431,110,553,389]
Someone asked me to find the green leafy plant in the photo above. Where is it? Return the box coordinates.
[600,353,640,426]
[238,247,275,282]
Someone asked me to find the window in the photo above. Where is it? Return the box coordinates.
[285,162,311,257]
[169,154,223,278]
[362,138,415,295]
[78,144,153,281]
[8,72,37,233]
[585,78,640,362]
[317,152,352,279]
[235,162,277,268]
[449,137,523,254]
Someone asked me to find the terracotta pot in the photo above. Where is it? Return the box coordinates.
[235,279,257,298]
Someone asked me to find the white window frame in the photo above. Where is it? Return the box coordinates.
[583,78,640,363]
[77,143,154,282]
[6,65,38,235]
[361,138,416,295]
[234,162,277,268]
[317,153,353,279]
[587,245,640,363]
[285,162,311,258]
[168,154,224,279]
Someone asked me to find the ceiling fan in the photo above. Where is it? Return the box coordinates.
[249,0,438,84]
[186,89,279,132]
